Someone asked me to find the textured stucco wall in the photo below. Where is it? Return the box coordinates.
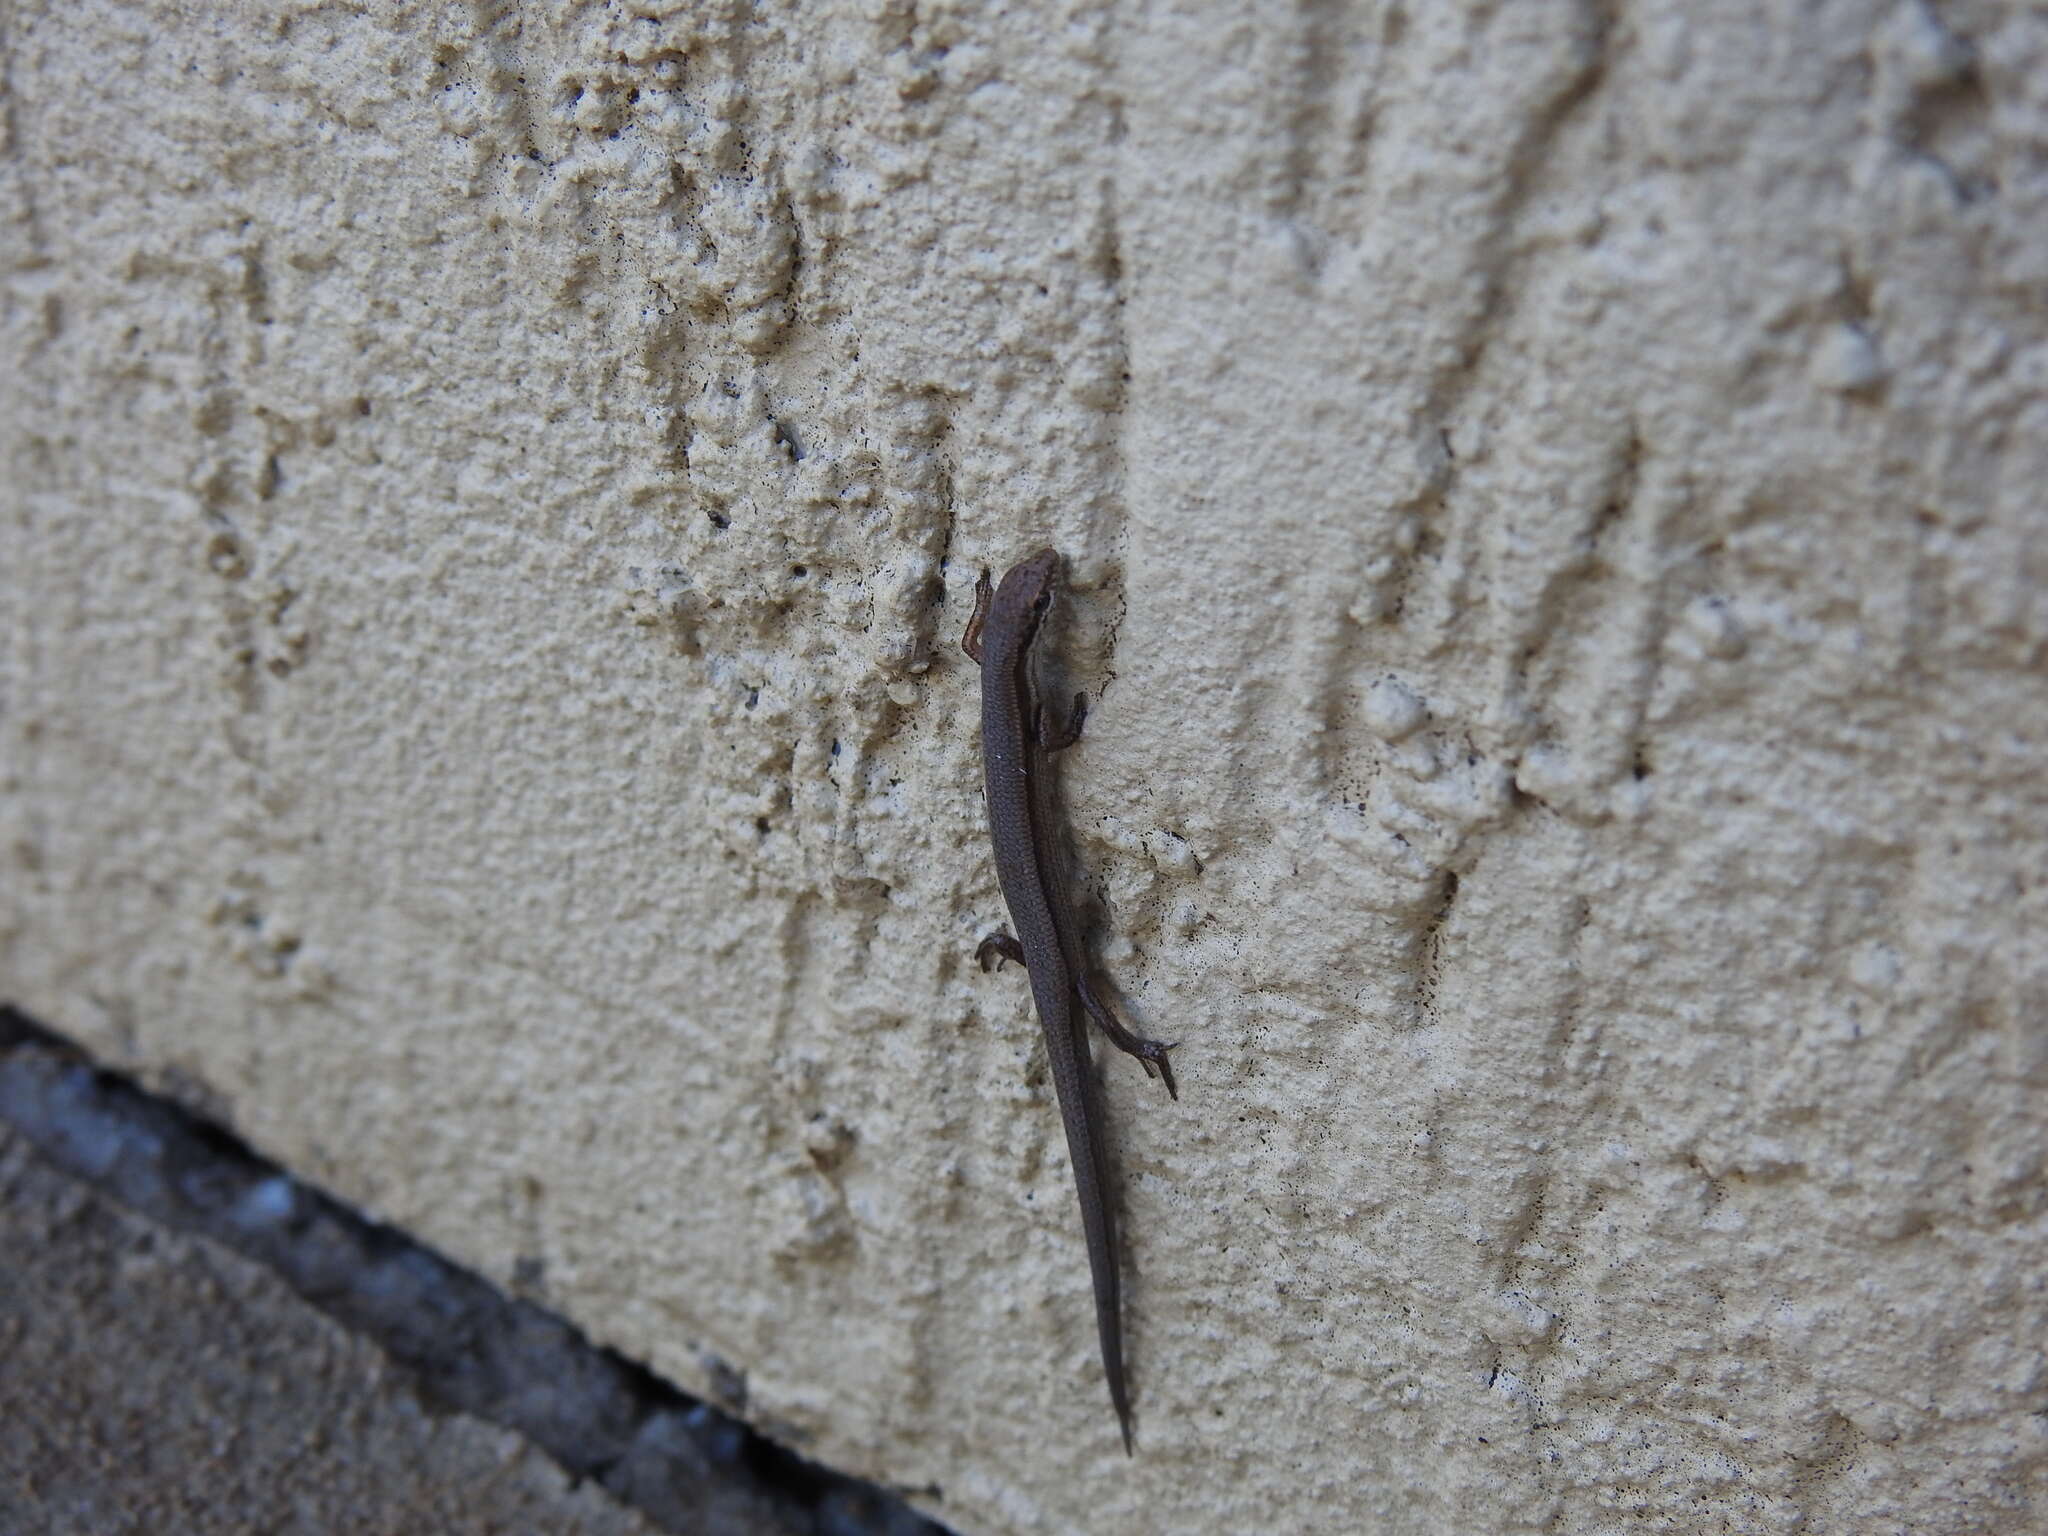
[4,2,2045,1532]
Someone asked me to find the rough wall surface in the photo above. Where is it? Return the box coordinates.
[3,1,2044,1532]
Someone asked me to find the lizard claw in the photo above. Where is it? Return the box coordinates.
[1140,1043,1179,1101]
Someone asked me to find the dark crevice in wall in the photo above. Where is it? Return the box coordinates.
[0,1006,950,1536]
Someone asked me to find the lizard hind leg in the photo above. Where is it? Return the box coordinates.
[975,932,1026,972]
[1075,971,1179,1100]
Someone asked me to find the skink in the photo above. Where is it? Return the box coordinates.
[963,546,1177,1454]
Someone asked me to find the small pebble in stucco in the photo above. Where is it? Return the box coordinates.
[1811,324,1887,394]
[1683,597,1745,660]
[1363,678,1427,743]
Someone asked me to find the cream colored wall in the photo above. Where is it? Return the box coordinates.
[5,2,2045,1531]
